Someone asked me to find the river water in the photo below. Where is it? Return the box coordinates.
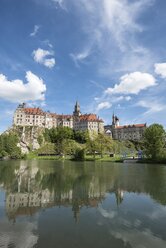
[0,160,166,248]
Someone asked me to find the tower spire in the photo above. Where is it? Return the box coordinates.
[73,100,81,116]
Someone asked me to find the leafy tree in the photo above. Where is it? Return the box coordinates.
[143,123,166,160]
[48,127,74,143]
[0,132,21,159]
[86,133,112,158]
[86,134,99,158]
[37,135,44,146]
[95,133,113,158]
[73,130,89,144]
[55,139,82,157]
[73,148,85,161]
[37,143,56,155]
[43,129,51,142]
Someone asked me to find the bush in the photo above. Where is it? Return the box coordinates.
[1,150,9,157]
[73,148,85,161]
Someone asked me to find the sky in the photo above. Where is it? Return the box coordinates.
[0,0,166,132]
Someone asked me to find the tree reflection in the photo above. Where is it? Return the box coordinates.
[0,161,166,222]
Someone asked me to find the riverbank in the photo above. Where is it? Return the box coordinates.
[137,158,166,164]
[1,152,166,164]
[26,153,123,162]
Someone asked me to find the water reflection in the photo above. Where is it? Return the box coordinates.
[0,160,166,248]
[0,160,166,222]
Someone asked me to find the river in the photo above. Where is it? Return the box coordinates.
[0,160,166,248]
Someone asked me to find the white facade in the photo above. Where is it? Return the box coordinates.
[104,114,146,141]
[13,103,104,133]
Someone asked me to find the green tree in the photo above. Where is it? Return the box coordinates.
[37,135,44,146]
[73,148,85,161]
[86,134,99,158]
[95,133,113,158]
[37,143,56,155]
[73,130,89,144]
[0,132,21,159]
[48,127,74,143]
[86,133,112,158]
[143,123,166,160]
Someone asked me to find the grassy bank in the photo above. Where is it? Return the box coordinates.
[26,152,123,162]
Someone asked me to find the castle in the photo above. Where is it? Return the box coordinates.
[104,114,146,141]
[13,102,146,140]
[13,101,104,133]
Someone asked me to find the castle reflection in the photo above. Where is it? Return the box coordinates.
[0,160,165,222]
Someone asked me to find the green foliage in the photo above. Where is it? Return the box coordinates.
[73,130,89,144]
[73,148,85,161]
[43,128,51,142]
[143,123,166,160]
[37,135,44,146]
[46,127,74,143]
[86,133,113,158]
[37,143,56,155]
[0,132,21,159]
[43,127,76,157]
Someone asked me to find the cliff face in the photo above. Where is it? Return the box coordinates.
[12,126,45,154]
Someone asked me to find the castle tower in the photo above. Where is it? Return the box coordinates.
[73,101,81,117]
[112,113,119,127]
[115,116,120,127]
[112,113,116,126]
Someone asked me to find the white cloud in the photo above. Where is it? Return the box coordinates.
[125,96,131,101]
[105,72,156,95]
[43,39,53,48]
[96,101,112,111]
[44,58,56,68]
[52,0,66,9]
[137,100,166,115]
[111,228,166,248]
[66,0,155,73]
[32,48,55,68]
[30,25,40,37]
[99,0,143,50]
[98,206,117,219]
[0,71,46,102]
[70,49,91,66]
[154,63,166,78]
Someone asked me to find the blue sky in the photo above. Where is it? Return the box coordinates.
[0,0,166,132]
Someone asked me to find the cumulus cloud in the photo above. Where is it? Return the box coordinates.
[105,72,156,95]
[32,48,55,68]
[154,63,166,78]
[96,101,112,111]
[0,71,46,102]
[30,25,40,37]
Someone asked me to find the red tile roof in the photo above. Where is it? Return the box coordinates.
[115,124,146,129]
[21,106,103,122]
[24,108,45,115]
[46,113,57,118]
[79,114,103,122]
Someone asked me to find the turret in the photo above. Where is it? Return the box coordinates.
[73,101,81,117]
[112,113,116,126]
[112,113,119,127]
[17,103,26,109]
[115,116,119,127]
